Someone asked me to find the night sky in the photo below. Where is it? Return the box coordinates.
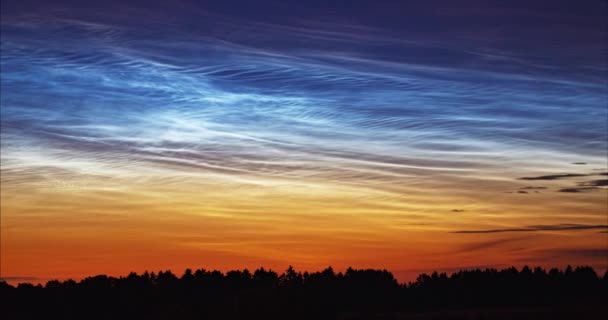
[1,0,607,283]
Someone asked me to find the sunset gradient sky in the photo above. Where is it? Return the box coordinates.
[1,0,607,284]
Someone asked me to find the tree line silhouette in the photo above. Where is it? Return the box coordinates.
[1,265,607,319]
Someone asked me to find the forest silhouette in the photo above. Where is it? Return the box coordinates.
[1,265,607,319]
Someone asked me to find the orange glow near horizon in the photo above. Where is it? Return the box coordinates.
[2,162,606,285]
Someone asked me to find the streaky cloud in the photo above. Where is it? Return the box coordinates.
[519,174,587,180]
[558,188,597,193]
[453,224,608,234]
[579,179,608,187]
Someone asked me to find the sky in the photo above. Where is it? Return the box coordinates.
[1,0,607,284]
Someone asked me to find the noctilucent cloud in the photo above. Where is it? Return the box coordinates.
[1,0,606,283]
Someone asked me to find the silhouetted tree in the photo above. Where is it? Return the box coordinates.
[1,265,606,319]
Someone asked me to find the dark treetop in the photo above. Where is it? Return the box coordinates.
[1,265,607,319]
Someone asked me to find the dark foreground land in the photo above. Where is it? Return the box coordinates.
[345,306,608,319]
[1,265,606,319]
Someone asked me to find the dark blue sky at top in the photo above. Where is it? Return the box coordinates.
[0,0,606,183]
[4,0,605,67]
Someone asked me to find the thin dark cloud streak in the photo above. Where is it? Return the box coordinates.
[0,276,39,281]
[556,178,608,193]
[453,224,608,234]
[534,248,608,260]
[558,188,597,193]
[457,236,529,252]
[579,179,608,187]
[519,174,588,180]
